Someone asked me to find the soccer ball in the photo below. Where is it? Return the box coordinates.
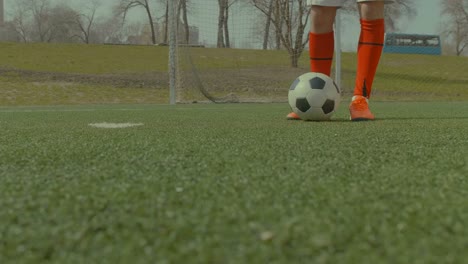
[288,72,341,121]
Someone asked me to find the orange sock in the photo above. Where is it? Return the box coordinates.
[354,19,385,98]
[309,31,334,76]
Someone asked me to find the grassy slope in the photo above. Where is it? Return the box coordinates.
[1,103,468,263]
[0,42,169,74]
[1,42,467,106]
[0,77,169,106]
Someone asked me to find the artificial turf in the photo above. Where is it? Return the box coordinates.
[1,102,467,263]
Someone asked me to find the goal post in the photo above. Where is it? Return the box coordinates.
[334,10,342,89]
[168,0,177,105]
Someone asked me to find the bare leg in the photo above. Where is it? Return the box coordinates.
[308,6,339,76]
[358,1,384,20]
[310,6,338,33]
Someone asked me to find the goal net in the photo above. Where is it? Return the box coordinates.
[169,0,468,104]
[169,0,319,104]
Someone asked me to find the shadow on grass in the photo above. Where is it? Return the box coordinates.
[378,72,468,85]
[342,69,468,85]
[288,118,350,123]
[377,116,468,121]
[289,116,468,123]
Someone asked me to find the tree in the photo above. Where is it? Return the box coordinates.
[162,0,169,43]
[278,0,310,67]
[263,0,275,49]
[382,0,416,32]
[441,0,468,56]
[251,0,280,50]
[94,16,127,44]
[217,0,240,48]
[48,3,80,43]
[115,0,157,44]
[11,1,32,42]
[342,0,416,32]
[10,0,75,43]
[178,0,190,44]
[72,0,100,44]
[28,0,55,42]
[217,0,228,47]
[253,0,310,67]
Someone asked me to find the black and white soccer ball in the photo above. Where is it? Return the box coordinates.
[288,72,341,121]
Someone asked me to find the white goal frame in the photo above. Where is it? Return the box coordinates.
[168,0,177,105]
[334,10,342,89]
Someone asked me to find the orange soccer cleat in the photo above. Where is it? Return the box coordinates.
[286,112,301,120]
[349,95,375,121]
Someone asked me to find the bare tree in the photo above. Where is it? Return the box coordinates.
[125,21,147,44]
[72,0,100,44]
[263,0,275,49]
[217,0,240,48]
[253,0,310,67]
[177,0,190,44]
[115,0,157,44]
[441,0,468,56]
[163,0,169,43]
[217,0,228,47]
[27,0,56,42]
[279,0,310,67]
[11,1,32,42]
[8,0,153,44]
[48,3,80,43]
[384,0,416,32]
[342,0,416,32]
[272,0,285,49]
[159,0,191,44]
[95,16,127,44]
[251,0,278,50]
[11,0,70,43]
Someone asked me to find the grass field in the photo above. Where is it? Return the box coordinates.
[1,42,468,263]
[1,102,468,263]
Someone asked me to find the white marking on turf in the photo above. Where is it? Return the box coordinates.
[88,122,144,129]
[0,104,274,113]
[0,109,97,113]
[0,107,222,113]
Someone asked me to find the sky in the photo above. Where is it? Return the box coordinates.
[3,0,444,50]
[340,0,442,50]
[403,0,441,34]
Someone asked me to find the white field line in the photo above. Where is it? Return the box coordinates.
[0,107,246,113]
[0,108,146,113]
[88,122,144,129]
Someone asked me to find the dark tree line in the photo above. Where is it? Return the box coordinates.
[2,0,465,56]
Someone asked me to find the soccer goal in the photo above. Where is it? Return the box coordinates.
[168,0,340,104]
[168,1,468,104]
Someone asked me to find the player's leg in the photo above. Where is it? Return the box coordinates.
[287,0,341,120]
[350,0,387,121]
[308,4,339,76]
